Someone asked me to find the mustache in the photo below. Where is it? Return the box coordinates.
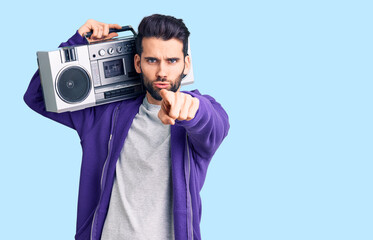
[139,73,169,84]
[156,77,168,82]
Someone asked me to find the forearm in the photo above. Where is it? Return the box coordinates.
[176,91,230,158]
[58,30,88,48]
[23,31,88,129]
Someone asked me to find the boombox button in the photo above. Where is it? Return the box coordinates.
[99,49,106,56]
[108,47,114,55]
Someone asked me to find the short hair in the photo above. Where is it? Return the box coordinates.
[135,14,190,57]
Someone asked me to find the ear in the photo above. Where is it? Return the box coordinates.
[183,55,191,75]
[134,54,141,73]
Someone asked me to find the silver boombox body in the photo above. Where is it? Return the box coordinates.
[37,26,194,113]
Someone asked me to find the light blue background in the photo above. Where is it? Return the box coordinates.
[1,0,372,239]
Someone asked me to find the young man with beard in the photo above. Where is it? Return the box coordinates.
[24,14,229,240]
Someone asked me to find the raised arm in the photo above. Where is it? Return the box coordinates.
[24,20,121,138]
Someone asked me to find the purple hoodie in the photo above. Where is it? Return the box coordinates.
[24,31,230,240]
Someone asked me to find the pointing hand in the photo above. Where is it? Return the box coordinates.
[158,89,200,125]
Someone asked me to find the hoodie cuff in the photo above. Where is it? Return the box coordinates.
[174,91,209,129]
[58,30,88,48]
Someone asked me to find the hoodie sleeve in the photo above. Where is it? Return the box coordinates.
[23,31,108,139]
[176,90,230,160]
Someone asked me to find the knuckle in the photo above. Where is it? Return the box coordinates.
[188,111,196,120]
[88,19,98,26]
[179,114,187,121]
[186,96,192,105]
[194,98,199,106]
[169,112,178,119]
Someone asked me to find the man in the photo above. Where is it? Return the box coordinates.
[24,14,229,240]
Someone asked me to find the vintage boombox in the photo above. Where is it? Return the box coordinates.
[37,26,194,113]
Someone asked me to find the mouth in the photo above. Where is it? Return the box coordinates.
[153,82,170,89]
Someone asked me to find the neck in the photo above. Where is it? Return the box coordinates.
[146,92,162,105]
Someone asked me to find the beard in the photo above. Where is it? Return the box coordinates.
[139,68,185,101]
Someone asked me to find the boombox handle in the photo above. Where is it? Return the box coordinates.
[84,25,137,43]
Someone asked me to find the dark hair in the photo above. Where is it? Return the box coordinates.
[135,14,190,57]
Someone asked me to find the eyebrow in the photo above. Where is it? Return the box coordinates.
[167,57,180,61]
[144,57,181,61]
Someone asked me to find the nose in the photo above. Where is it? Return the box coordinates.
[156,61,167,79]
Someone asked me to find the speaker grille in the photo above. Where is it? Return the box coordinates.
[57,67,91,103]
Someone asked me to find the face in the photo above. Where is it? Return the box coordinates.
[134,37,190,103]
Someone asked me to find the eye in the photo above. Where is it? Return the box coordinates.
[168,58,178,64]
[146,58,157,63]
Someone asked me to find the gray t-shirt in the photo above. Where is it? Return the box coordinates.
[101,96,174,240]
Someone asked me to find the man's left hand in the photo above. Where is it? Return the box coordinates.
[158,89,200,125]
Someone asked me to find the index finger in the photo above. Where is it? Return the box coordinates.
[159,89,174,105]
[109,24,122,30]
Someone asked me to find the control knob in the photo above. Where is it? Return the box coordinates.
[99,49,106,56]
[108,47,114,55]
